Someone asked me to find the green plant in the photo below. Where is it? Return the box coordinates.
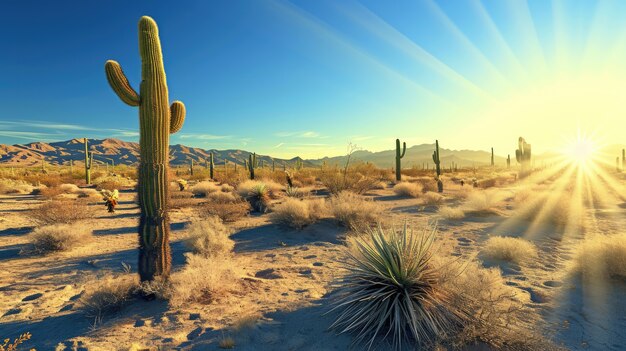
[395,138,406,181]
[432,140,443,192]
[84,138,94,185]
[246,183,269,213]
[329,224,466,350]
[105,16,186,282]
[209,152,215,180]
[515,137,531,176]
[247,153,256,180]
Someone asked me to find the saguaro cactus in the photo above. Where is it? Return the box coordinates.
[395,139,406,181]
[105,16,186,282]
[84,138,93,184]
[209,153,214,180]
[490,147,494,166]
[432,140,443,192]
[507,154,511,169]
[248,153,256,179]
[622,149,625,170]
[515,137,532,176]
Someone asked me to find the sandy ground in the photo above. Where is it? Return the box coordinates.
[1,180,625,350]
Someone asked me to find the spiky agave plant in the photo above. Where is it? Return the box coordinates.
[328,224,467,350]
[247,183,270,213]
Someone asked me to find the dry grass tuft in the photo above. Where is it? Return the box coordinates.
[270,198,328,229]
[184,217,234,257]
[80,274,138,322]
[200,201,250,222]
[330,191,381,231]
[392,182,422,198]
[218,336,236,349]
[167,254,240,307]
[481,236,538,264]
[207,191,240,203]
[191,181,221,197]
[29,199,95,225]
[462,190,504,216]
[438,206,465,220]
[0,178,34,195]
[420,191,445,206]
[28,223,92,253]
[570,234,626,279]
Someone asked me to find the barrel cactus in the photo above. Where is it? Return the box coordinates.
[105,16,185,282]
[395,139,406,181]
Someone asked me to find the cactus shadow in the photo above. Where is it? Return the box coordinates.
[0,244,28,261]
[0,226,34,237]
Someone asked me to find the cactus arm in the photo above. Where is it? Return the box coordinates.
[169,101,185,134]
[105,60,140,106]
[400,142,406,158]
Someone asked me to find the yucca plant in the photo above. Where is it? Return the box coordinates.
[247,184,270,213]
[328,224,467,350]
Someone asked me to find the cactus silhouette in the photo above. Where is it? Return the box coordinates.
[432,140,443,192]
[395,139,406,181]
[84,138,93,184]
[507,154,511,169]
[105,16,185,282]
[515,137,532,176]
[248,153,256,179]
[209,152,214,180]
[490,147,494,166]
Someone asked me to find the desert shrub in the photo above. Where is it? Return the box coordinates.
[238,181,271,212]
[372,181,388,190]
[0,178,34,195]
[93,175,135,190]
[415,177,438,192]
[330,191,381,231]
[0,332,34,351]
[285,186,312,198]
[481,236,538,264]
[570,234,626,279]
[28,223,92,253]
[515,192,575,227]
[319,171,380,195]
[393,182,422,198]
[207,191,240,203]
[80,274,138,321]
[476,178,497,189]
[330,225,467,350]
[237,179,283,197]
[29,199,95,225]
[201,201,250,222]
[59,183,80,193]
[270,198,327,229]
[76,188,101,199]
[462,190,504,215]
[38,185,65,199]
[220,183,235,193]
[191,181,221,197]
[421,191,445,206]
[170,192,205,209]
[184,217,234,257]
[438,206,465,220]
[167,254,240,307]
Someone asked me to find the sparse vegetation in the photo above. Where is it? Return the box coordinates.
[29,199,95,225]
[392,181,422,197]
[28,223,92,253]
[80,274,138,323]
[330,191,381,231]
[438,206,465,220]
[184,217,234,257]
[270,198,327,229]
[570,234,626,279]
[482,236,538,264]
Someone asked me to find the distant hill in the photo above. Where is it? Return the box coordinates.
[0,138,310,168]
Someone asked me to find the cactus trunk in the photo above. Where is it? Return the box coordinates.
[209,153,214,180]
[395,139,406,181]
[490,147,494,166]
[105,16,186,282]
[432,140,443,192]
[84,138,92,185]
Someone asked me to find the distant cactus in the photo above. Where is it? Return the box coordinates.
[617,157,621,172]
[622,149,625,170]
[69,159,73,175]
[395,139,406,181]
[515,137,532,176]
[432,140,443,192]
[272,159,275,172]
[248,153,256,180]
[209,152,214,180]
[105,16,185,282]
[507,154,511,169]
[84,138,93,185]
[490,147,494,166]
[189,159,194,176]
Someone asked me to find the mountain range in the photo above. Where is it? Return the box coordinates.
[0,138,623,169]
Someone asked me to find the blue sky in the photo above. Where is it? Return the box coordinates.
[1,0,625,158]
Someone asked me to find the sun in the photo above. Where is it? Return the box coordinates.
[562,134,599,165]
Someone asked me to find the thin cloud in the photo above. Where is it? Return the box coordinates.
[178,133,231,140]
[0,130,60,140]
[275,130,323,138]
[0,120,92,131]
[273,143,285,148]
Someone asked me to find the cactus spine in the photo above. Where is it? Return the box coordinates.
[84,138,93,184]
[490,147,494,166]
[432,140,443,192]
[395,139,406,181]
[209,152,214,180]
[515,137,532,176]
[105,16,186,282]
[248,153,256,179]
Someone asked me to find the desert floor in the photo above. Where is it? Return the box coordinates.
[1,178,625,351]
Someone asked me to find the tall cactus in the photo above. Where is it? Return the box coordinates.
[395,139,406,181]
[490,147,494,166]
[272,159,275,172]
[209,152,214,180]
[248,153,256,179]
[105,16,185,282]
[432,140,443,192]
[507,154,511,169]
[190,159,194,176]
[515,137,532,176]
[84,138,93,184]
[622,149,625,170]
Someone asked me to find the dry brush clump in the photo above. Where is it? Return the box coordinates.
[0,178,34,195]
[462,189,505,216]
[184,217,234,257]
[28,223,93,253]
[481,236,538,264]
[200,201,250,222]
[270,198,328,229]
[392,182,423,198]
[0,332,35,351]
[420,191,445,206]
[237,180,274,213]
[570,233,626,280]
[80,274,138,323]
[330,191,382,231]
[29,199,95,225]
[438,206,465,220]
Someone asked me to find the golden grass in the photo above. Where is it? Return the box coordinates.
[462,189,505,216]
[570,234,626,279]
[80,274,138,321]
[191,181,221,197]
[330,191,381,231]
[270,198,327,229]
[29,199,95,225]
[438,206,465,220]
[482,236,538,264]
[392,182,422,198]
[28,222,92,253]
[183,217,234,257]
[200,201,250,222]
[420,191,445,206]
[0,178,34,195]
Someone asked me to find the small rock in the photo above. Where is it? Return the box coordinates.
[303,255,317,259]
[255,268,283,279]
[312,262,324,267]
